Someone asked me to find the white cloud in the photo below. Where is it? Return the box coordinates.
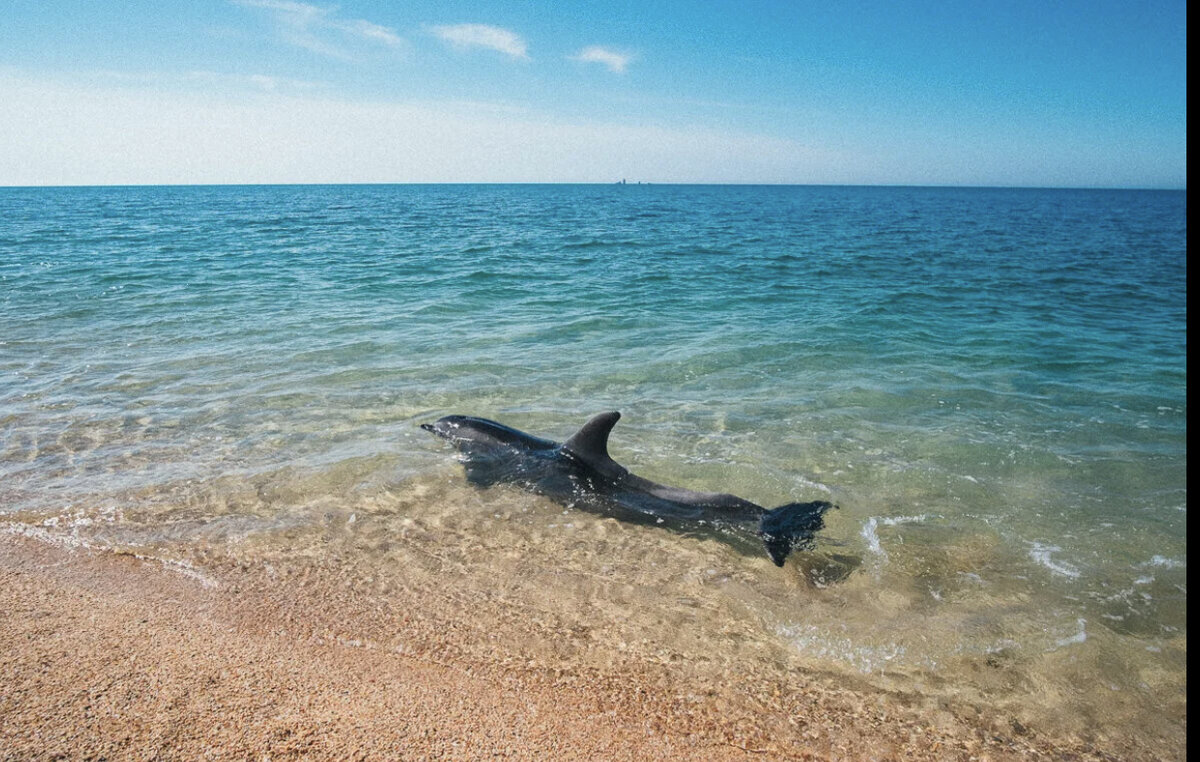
[81,69,324,93]
[236,0,405,59]
[430,24,529,60]
[0,70,1183,188]
[0,70,850,185]
[571,46,633,74]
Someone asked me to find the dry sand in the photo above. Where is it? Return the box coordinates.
[0,533,1155,760]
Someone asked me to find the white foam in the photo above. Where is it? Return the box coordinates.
[1053,618,1088,649]
[861,515,932,563]
[1029,542,1081,579]
[777,623,909,674]
[3,522,94,550]
[1140,555,1185,570]
[794,475,833,494]
[2,522,218,589]
[140,554,220,589]
[880,514,930,527]
[861,518,883,558]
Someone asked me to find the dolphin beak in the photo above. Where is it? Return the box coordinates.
[420,423,435,433]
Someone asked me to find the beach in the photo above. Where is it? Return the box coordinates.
[3,531,1163,761]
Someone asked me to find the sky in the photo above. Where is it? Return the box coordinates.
[0,0,1187,187]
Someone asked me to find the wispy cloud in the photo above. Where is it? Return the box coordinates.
[82,69,324,93]
[430,24,529,60]
[0,70,853,186]
[236,0,404,59]
[570,46,633,74]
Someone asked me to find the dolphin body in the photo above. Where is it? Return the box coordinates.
[421,411,833,566]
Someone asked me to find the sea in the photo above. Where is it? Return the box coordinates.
[0,184,1187,749]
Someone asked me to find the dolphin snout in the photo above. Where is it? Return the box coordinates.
[420,421,447,439]
[421,419,458,440]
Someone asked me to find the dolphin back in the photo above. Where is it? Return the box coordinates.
[421,415,558,451]
[759,500,834,567]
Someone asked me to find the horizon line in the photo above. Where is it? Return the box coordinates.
[0,181,1187,192]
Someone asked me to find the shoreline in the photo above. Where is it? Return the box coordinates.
[0,532,1165,761]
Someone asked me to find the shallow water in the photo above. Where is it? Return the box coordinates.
[0,184,1187,749]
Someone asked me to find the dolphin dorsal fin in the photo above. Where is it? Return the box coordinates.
[563,411,627,478]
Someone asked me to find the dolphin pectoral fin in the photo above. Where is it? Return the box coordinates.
[759,500,835,567]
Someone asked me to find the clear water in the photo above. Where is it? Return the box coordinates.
[0,185,1187,747]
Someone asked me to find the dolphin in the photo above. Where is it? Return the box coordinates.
[421,411,833,567]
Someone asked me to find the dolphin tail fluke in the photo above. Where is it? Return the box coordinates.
[759,500,834,567]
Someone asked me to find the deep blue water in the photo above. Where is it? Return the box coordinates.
[0,185,1188,738]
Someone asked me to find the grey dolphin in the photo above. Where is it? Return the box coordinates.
[421,411,833,566]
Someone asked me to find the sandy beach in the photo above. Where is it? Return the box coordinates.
[2,532,1161,761]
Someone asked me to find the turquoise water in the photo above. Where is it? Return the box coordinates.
[0,185,1187,746]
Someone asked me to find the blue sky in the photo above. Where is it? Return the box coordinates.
[0,0,1187,187]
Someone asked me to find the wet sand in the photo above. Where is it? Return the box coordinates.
[0,533,1161,761]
